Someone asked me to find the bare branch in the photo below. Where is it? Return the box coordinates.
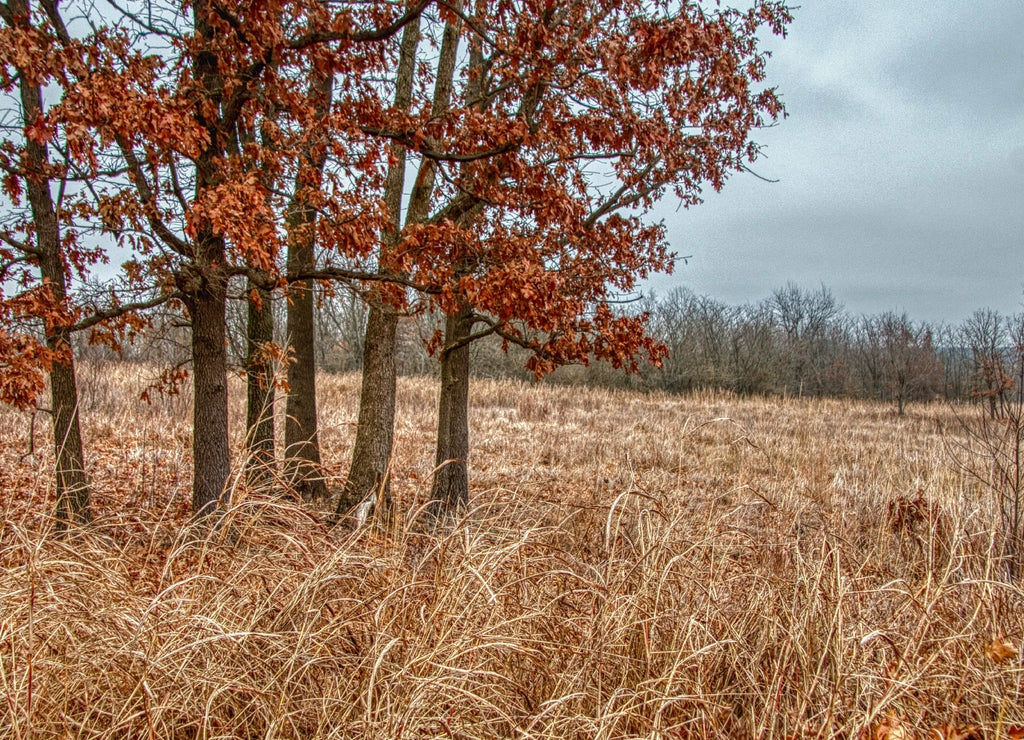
[116,135,191,257]
[0,229,42,257]
[287,0,432,48]
[71,288,181,333]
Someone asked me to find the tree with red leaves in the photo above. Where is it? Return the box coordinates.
[0,0,100,528]
[333,0,791,518]
[3,0,787,525]
[55,0,424,516]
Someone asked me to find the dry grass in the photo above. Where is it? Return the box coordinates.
[1,362,1022,739]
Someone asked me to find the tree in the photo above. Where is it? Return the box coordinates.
[644,289,701,392]
[313,285,368,372]
[771,283,841,397]
[963,309,1013,419]
[244,279,278,488]
[240,68,284,492]
[935,322,972,401]
[283,66,334,501]
[728,301,779,396]
[0,0,96,528]
[951,312,1024,579]
[58,0,422,516]
[339,8,422,518]
[355,0,792,516]
[873,311,943,414]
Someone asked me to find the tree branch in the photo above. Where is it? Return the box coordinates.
[287,0,432,48]
[38,0,70,45]
[0,229,42,257]
[357,124,519,163]
[72,288,181,333]
[236,263,441,296]
[101,0,185,40]
[116,135,192,257]
[439,317,498,359]
[585,158,661,227]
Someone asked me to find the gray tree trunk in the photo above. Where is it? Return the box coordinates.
[339,305,397,518]
[12,4,91,528]
[342,15,420,521]
[284,69,333,501]
[244,280,276,488]
[429,306,474,518]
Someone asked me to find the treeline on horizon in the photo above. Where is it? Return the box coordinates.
[77,281,1024,416]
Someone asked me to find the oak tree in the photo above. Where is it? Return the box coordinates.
[58,0,420,515]
[324,0,790,519]
[0,0,97,528]
[387,0,791,515]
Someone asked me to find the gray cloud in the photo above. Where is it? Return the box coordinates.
[888,3,1024,123]
[649,0,1024,325]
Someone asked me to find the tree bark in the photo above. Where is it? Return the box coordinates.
[429,305,474,518]
[188,262,232,517]
[342,13,420,521]
[12,1,91,529]
[284,69,333,501]
[184,2,234,517]
[424,6,477,522]
[244,280,276,488]
[284,269,326,500]
[46,338,91,529]
[339,304,397,518]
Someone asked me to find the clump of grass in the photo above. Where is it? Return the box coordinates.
[1,367,1022,738]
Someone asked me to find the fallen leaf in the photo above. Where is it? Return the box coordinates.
[985,636,1017,664]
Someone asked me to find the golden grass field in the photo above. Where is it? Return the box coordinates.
[1,362,1022,739]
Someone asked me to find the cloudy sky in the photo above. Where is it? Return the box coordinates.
[647,0,1024,325]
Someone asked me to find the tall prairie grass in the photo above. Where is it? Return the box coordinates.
[1,363,1021,738]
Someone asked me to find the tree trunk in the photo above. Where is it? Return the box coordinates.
[47,341,91,529]
[189,269,232,517]
[284,273,326,500]
[421,6,478,523]
[244,280,276,488]
[283,69,332,501]
[14,22,91,529]
[340,14,420,523]
[429,306,474,519]
[184,2,234,517]
[339,304,397,519]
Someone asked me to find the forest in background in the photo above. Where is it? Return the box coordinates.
[74,280,1024,416]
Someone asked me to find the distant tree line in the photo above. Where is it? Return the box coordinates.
[608,284,1022,415]
[134,282,1017,417]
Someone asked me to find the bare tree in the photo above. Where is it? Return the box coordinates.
[770,283,841,397]
[962,309,1013,419]
[727,301,779,396]
[872,311,943,414]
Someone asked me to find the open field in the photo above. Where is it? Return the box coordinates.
[2,363,1022,739]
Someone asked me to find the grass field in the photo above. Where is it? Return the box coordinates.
[1,363,1022,738]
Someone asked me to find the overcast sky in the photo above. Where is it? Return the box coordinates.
[647,0,1024,325]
